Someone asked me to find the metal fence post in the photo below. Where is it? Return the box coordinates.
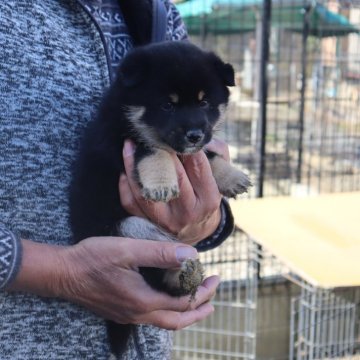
[296,3,311,184]
[257,0,272,198]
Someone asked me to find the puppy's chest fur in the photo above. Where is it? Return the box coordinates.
[69,41,251,357]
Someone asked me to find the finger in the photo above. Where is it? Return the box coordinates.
[188,275,220,307]
[205,138,230,162]
[200,275,221,296]
[122,139,138,190]
[118,174,146,217]
[124,239,198,269]
[142,302,215,330]
[181,275,220,310]
[171,155,195,203]
[149,275,220,312]
[122,140,140,198]
[181,151,221,202]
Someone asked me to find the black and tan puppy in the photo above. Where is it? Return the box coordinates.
[70,41,250,357]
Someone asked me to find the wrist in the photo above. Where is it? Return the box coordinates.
[6,239,70,298]
[177,206,221,246]
[195,198,234,252]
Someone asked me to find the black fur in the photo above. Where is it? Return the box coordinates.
[69,41,234,357]
[118,0,153,46]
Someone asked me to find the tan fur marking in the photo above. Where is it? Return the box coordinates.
[124,105,172,151]
[123,105,145,122]
[198,90,205,101]
[169,93,179,103]
[137,149,179,202]
[213,104,227,133]
[218,104,227,122]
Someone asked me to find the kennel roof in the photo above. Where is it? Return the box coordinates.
[230,192,360,288]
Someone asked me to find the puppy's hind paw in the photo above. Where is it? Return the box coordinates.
[142,184,180,202]
[163,259,205,299]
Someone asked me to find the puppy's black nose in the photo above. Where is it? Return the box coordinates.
[186,130,204,144]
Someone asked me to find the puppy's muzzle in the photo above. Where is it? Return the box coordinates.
[185,129,205,145]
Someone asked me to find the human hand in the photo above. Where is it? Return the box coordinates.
[119,138,230,245]
[58,237,219,328]
[8,238,219,329]
[204,137,230,162]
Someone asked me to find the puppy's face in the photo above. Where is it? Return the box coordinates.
[119,42,235,154]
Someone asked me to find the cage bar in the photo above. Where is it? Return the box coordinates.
[173,231,258,360]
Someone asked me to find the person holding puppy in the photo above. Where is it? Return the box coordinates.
[0,0,234,359]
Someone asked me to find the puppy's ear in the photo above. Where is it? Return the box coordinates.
[209,53,235,87]
[118,51,148,87]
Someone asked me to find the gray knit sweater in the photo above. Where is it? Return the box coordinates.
[0,1,185,358]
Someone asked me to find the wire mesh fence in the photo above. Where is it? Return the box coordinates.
[177,0,360,197]
[173,231,259,360]
[172,229,360,359]
[173,0,360,358]
[290,289,357,359]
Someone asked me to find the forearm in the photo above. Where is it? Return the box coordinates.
[5,239,67,298]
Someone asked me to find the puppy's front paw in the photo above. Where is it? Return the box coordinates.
[209,154,252,198]
[142,184,180,202]
[219,167,252,198]
[136,148,180,202]
[163,259,205,299]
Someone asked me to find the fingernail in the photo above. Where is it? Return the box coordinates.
[176,246,198,262]
[123,140,135,157]
[200,303,215,317]
[208,304,215,314]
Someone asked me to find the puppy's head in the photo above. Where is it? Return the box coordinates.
[118,42,235,154]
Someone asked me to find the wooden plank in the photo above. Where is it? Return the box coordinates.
[230,192,360,288]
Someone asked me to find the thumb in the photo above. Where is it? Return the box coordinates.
[125,239,198,269]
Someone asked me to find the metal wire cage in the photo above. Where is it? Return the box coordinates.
[177,0,360,198]
[172,230,259,360]
[251,231,360,360]
[290,288,357,359]
[173,229,360,359]
[173,0,360,357]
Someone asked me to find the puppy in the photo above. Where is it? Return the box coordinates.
[70,41,251,357]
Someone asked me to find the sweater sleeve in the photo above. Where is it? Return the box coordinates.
[195,198,235,252]
[165,0,188,41]
[0,225,22,290]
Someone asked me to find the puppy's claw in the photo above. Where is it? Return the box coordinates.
[142,185,180,202]
[218,169,252,198]
[221,181,251,198]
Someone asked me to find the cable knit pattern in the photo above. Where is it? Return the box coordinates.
[0,227,22,290]
[83,0,187,78]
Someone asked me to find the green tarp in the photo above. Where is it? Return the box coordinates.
[177,0,359,37]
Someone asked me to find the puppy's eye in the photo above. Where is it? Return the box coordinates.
[161,102,175,112]
[199,100,209,109]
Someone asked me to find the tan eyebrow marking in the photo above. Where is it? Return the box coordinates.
[198,91,205,101]
[169,93,179,103]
